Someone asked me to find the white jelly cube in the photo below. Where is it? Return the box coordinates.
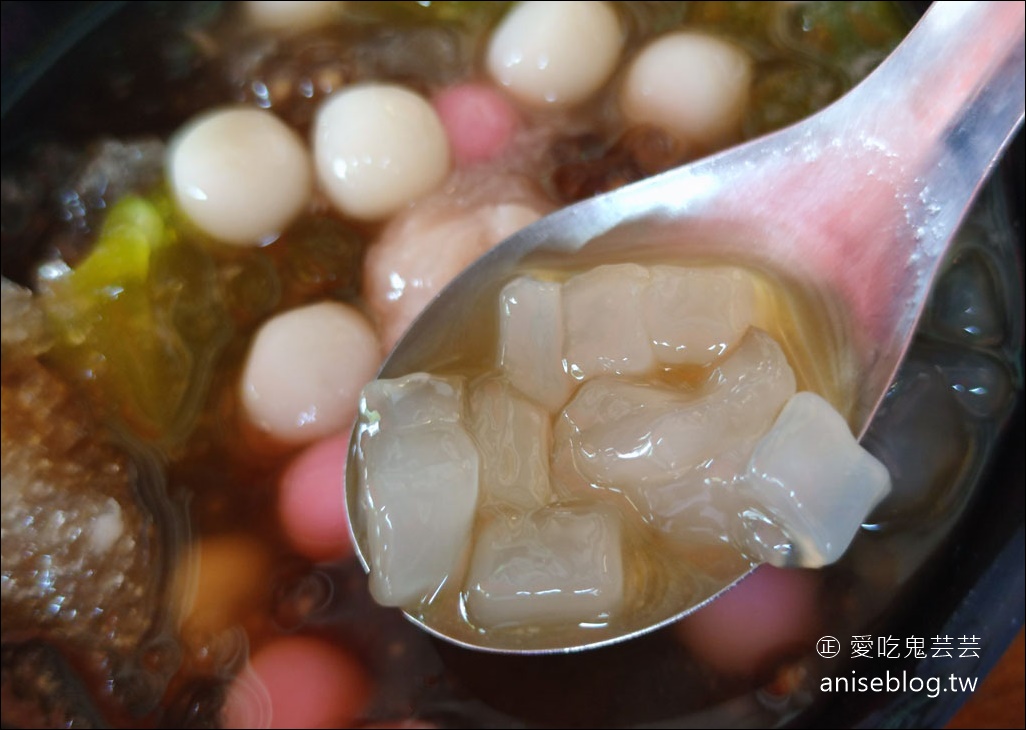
[637,446,751,542]
[703,327,797,431]
[738,391,891,568]
[357,374,480,606]
[553,328,796,538]
[498,276,574,410]
[555,377,722,489]
[562,263,655,379]
[643,265,756,366]
[468,376,553,511]
[556,329,793,493]
[464,505,624,628]
[361,372,465,429]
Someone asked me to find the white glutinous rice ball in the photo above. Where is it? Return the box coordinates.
[620,32,753,149]
[244,1,341,32]
[313,84,450,220]
[169,107,312,246]
[487,1,623,108]
[240,302,380,445]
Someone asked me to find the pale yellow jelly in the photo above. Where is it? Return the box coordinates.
[353,262,890,646]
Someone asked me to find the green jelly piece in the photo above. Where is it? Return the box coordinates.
[68,196,166,299]
[42,194,231,445]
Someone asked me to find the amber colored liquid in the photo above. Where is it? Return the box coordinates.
[383,257,858,653]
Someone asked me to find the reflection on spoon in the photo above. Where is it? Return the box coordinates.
[346,0,1025,654]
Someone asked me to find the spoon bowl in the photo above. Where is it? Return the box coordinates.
[347,0,1025,654]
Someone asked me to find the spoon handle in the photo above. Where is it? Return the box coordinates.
[832,1,1025,159]
[691,0,1026,432]
[821,0,1025,431]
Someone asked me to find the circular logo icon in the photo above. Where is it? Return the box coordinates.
[816,636,841,658]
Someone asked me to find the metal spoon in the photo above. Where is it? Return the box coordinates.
[346,0,1025,654]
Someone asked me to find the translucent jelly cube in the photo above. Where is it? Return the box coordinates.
[555,377,722,489]
[358,375,479,606]
[464,504,624,629]
[737,391,891,568]
[636,445,752,543]
[643,265,756,366]
[554,329,795,494]
[361,371,464,429]
[703,327,797,429]
[498,276,575,410]
[562,263,655,379]
[468,376,554,511]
